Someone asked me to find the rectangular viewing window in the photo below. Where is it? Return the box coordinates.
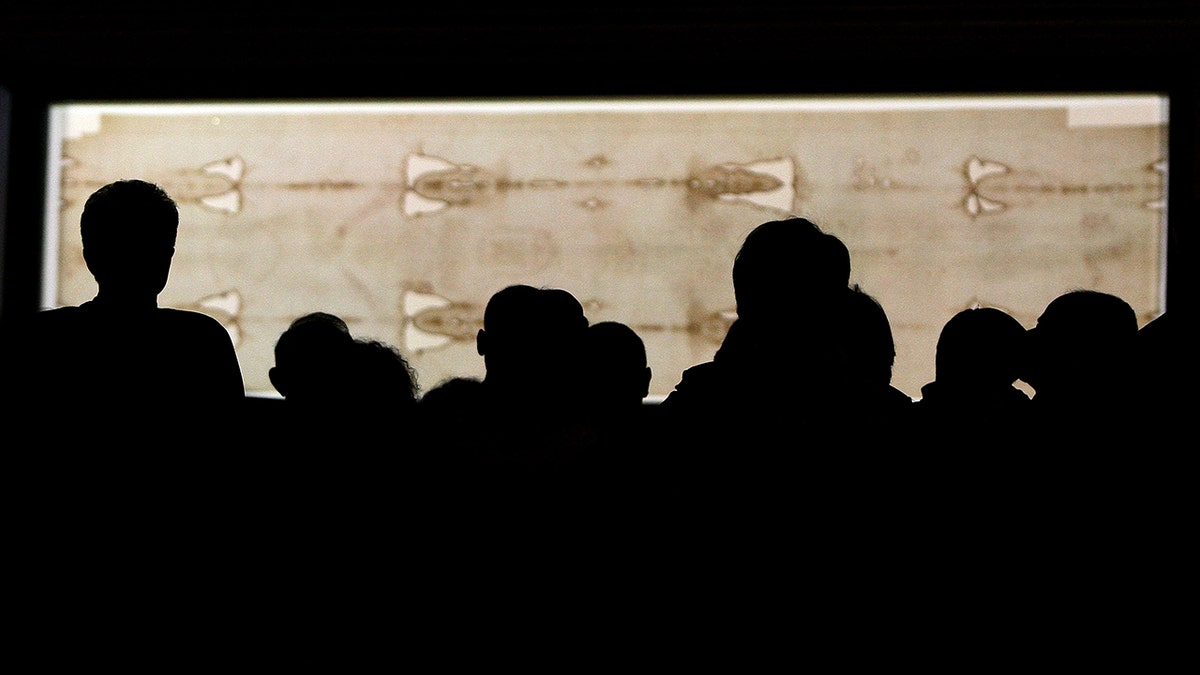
[45,94,1169,400]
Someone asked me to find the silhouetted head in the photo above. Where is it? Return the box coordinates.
[935,306,1027,388]
[477,284,589,396]
[80,179,179,301]
[346,337,420,407]
[584,320,652,410]
[269,311,354,401]
[731,217,851,324]
[419,375,485,409]
[1021,289,1138,396]
[839,285,896,386]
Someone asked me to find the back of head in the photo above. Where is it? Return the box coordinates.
[269,312,354,401]
[1036,290,1138,340]
[839,285,896,387]
[478,284,589,396]
[732,217,851,324]
[1023,289,1138,394]
[482,284,587,336]
[584,320,652,409]
[80,179,179,297]
[346,338,420,407]
[935,306,1026,388]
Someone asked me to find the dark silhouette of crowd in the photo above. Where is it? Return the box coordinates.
[1,181,1180,661]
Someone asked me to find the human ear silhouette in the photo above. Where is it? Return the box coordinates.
[476,328,488,357]
[268,366,291,397]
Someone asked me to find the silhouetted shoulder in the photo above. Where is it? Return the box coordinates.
[7,302,243,416]
[153,307,240,347]
[9,305,84,333]
[658,361,726,412]
[154,306,243,381]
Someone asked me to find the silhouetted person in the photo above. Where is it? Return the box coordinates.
[268,311,354,409]
[655,216,868,539]
[906,305,1033,526]
[0,179,244,439]
[344,337,420,413]
[414,284,595,546]
[0,179,247,615]
[1018,289,1141,537]
[259,315,420,566]
[269,312,420,416]
[583,320,652,416]
[658,216,855,455]
[418,284,591,472]
[838,284,914,423]
[577,320,670,516]
[265,313,418,476]
[419,375,484,411]
[912,305,1031,445]
[1015,289,1157,622]
[320,335,420,523]
[243,310,354,448]
[478,284,589,405]
[414,374,487,476]
[1020,289,1139,446]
